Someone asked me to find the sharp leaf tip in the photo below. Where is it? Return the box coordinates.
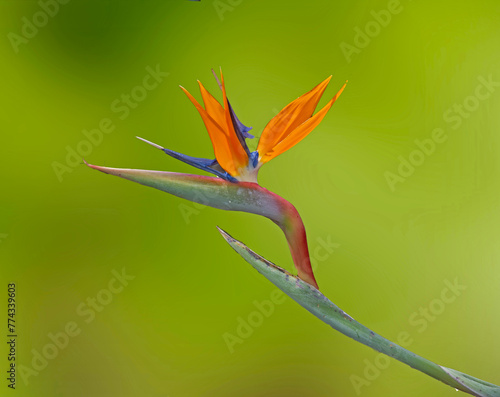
[136,136,164,150]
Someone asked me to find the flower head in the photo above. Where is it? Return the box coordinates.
[88,70,346,290]
[139,69,346,183]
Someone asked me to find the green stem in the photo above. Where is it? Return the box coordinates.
[218,227,500,397]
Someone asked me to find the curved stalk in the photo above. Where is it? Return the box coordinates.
[218,227,500,397]
[86,164,318,288]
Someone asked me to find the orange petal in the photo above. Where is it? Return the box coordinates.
[257,76,332,157]
[259,82,346,163]
[219,70,248,169]
[180,85,241,176]
[197,81,227,135]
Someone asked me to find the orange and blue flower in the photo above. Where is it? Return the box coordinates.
[88,70,346,289]
[139,69,345,184]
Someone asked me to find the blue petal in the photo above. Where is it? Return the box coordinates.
[211,69,254,152]
[161,147,238,182]
[136,137,237,182]
[227,101,254,138]
[249,151,259,168]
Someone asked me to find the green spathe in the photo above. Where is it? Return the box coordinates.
[87,163,318,288]
[87,164,285,220]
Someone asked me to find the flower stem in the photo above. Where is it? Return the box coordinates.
[219,227,500,397]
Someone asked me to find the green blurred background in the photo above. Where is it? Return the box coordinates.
[1,0,500,396]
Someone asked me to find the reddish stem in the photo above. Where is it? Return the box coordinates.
[275,198,319,289]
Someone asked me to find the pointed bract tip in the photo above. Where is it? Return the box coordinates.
[136,136,164,150]
[84,162,108,174]
[217,226,234,243]
[83,159,101,171]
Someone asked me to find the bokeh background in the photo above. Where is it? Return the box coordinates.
[1,1,500,396]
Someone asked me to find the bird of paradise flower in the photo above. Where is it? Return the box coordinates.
[87,69,346,290]
[87,71,500,396]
